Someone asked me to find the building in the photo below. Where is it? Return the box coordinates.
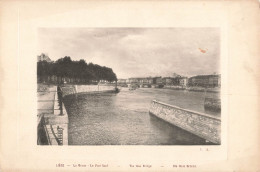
[208,75,219,87]
[127,77,154,85]
[138,78,148,84]
[147,77,153,84]
[172,74,182,85]
[179,77,188,87]
[188,74,221,87]
[218,75,221,87]
[188,75,209,87]
[128,78,139,84]
[165,78,173,85]
[117,79,127,84]
[37,53,52,62]
[153,77,162,85]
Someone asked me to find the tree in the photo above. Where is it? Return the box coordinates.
[37,55,117,83]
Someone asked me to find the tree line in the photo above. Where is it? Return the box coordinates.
[37,56,117,83]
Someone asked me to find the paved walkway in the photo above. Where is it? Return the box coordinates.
[37,84,68,145]
[37,85,56,114]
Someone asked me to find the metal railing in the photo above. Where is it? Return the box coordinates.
[57,126,64,145]
[50,125,63,145]
[37,87,64,115]
[37,86,66,145]
[57,86,63,115]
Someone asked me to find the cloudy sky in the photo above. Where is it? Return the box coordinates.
[38,28,220,79]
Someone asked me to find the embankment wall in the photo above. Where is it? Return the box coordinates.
[60,85,116,97]
[37,87,69,145]
[149,100,221,144]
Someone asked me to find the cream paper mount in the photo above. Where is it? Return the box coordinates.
[0,0,259,172]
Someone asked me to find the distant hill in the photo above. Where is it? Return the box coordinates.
[37,53,52,62]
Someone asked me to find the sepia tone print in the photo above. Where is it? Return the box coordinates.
[37,28,221,145]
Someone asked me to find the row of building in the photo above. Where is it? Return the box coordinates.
[117,74,221,88]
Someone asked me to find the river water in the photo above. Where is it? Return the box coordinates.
[63,88,220,145]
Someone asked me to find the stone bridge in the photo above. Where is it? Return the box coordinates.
[149,100,221,144]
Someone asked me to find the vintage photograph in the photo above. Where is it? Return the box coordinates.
[37,28,221,146]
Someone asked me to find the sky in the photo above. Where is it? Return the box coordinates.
[38,28,220,79]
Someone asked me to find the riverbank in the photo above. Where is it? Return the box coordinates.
[62,87,220,145]
[37,83,220,145]
[149,100,221,144]
[60,84,118,97]
[37,84,68,145]
[164,85,220,93]
[121,84,220,93]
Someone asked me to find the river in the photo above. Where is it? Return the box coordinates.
[63,88,220,145]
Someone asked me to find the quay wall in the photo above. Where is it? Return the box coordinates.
[162,85,220,93]
[37,87,68,145]
[38,84,116,145]
[149,100,221,144]
[76,85,116,93]
[60,85,116,97]
[43,102,69,145]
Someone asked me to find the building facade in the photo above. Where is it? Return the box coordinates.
[117,79,127,84]
[37,53,52,62]
[179,77,188,87]
[188,75,220,87]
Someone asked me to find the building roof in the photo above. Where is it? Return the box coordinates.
[37,53,52,62]
[190,74,220,79]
